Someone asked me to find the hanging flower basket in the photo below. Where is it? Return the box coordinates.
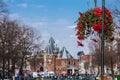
[76,7,114,46]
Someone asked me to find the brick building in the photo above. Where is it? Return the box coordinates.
[29,37,79,76]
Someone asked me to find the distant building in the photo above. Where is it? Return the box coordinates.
[28,37,79,75]
[77,51,92,74]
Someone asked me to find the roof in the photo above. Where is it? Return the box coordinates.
[77,51,84,56]
[45,37,59,54]
[60,47,73,59]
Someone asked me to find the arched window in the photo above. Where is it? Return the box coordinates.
[40,66,44,71]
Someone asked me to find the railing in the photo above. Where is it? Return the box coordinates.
[13,74,120,80]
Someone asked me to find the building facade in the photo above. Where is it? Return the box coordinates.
[29,37,79,76]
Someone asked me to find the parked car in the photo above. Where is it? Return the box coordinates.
[38,72,44,78]
[32,72,38,78]
[43,72,49,78]
[38,71,55,78]
[48,72,55,78]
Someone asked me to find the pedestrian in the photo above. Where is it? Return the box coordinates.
[94,71,98,80]
[0,72,2,79]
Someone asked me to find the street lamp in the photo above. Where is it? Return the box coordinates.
[101,0,105,80]
[94,0,97,7]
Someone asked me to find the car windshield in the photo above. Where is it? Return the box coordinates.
[49,73,54,75]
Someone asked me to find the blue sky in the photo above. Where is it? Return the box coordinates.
[5,0,120,57]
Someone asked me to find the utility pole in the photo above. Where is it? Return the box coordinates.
[94,0,97,7]
[101,0,105,80]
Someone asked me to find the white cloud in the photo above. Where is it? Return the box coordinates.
[36,5,45,8]
[17,3,45,9]
[17,3,28,8]
[55,40,60,44]
[53,19,69,26]
[9,13,22,20]
[40,17,48,21]
[41,31,50,38]
[70,35,76,39]
[40,31,51,46]
[67,25,76,29]
[9,13,35,25]
[4,0,13,3]
[106,0,118,2]
[9,14,48,28]
[31,22,48,28]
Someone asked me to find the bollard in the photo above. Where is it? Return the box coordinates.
[40,77,44,80]
[117,75,120,80]
[12,76,15,80]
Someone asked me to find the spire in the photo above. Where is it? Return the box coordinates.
[60,47,73,58]
[53,44,59,54]
[45,44,52,54]
[49,37,55,44]
[45,37,59,54]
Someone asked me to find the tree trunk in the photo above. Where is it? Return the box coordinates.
[2,56,5,80]
[11,57,17,77]
[34,56,36,72]
[98,65,100,74]
[7,58,10,78]
[19,55,25,76]
[110,56,114,80]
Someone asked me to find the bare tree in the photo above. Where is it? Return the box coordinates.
[88,35,116,75]
[0,18,43,79]
[0,18,21,79]
[13,25,43,76]
[88,37,101,74]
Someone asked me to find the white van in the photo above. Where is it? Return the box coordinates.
[32,72,38,78]
[48,72,55,77]
[38,72,55,78]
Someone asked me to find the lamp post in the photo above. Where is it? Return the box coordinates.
[94,0,97,7]
[101,0,105,80]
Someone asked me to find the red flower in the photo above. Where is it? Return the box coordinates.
[77,41,84,46]
[77,36,84,40]
[93,23,107,33]
[94,7,102,16]
[79,12,83,19]
[105,8,111,16]
[76,7,113,46]
[105,8,110,13]
[109,36,114,41]
[93,23,102,32]
[105,8,112,20]
[76,31,80,36]
[77,22,82,30]
[92,38,98,42]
